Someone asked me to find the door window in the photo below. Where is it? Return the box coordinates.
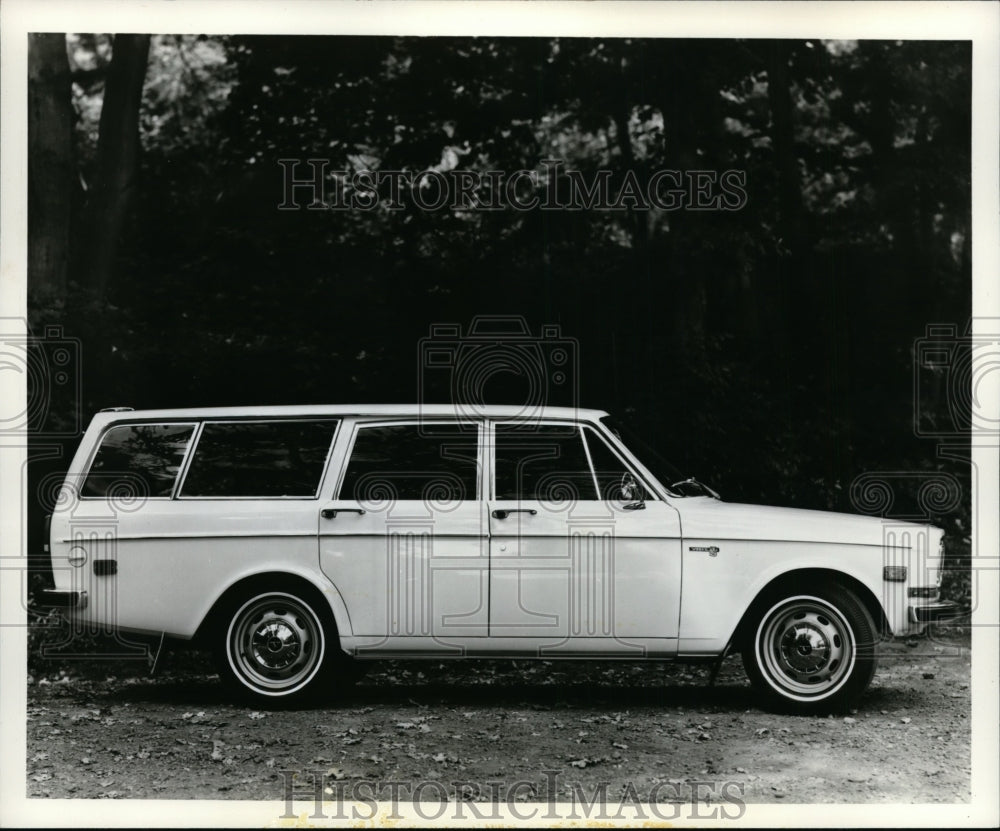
[180,420,339,498]
[338,423,479,502]
[582,426,653,501]
[493,423,597,501]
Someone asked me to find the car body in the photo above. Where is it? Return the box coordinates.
[40,404,958,711]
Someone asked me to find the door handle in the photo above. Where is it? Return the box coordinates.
[321,508,366,519]
[492,509,537,520]
[622,501,646,511]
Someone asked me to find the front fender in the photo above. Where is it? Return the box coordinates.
[677,540,894,655]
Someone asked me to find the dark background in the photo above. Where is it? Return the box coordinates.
[26,36,972,605]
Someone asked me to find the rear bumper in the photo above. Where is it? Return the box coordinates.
[909,600,967,624]
[38,589,87,610]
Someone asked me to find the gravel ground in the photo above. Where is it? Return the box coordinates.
[26,627,970,807]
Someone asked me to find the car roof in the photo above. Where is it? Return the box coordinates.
[93,404,609,421]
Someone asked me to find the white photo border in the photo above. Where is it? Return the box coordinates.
[1,1,997,827]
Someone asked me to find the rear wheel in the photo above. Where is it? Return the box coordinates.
[218,589,334,704]
[742,585,877,713]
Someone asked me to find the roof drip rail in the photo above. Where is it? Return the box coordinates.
[100,407,135,412]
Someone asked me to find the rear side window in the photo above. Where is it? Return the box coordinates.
[82,423,195,498]
[180,420,339,498]
[339,423,479,501]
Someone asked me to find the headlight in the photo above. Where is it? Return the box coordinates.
[908,587,939,599]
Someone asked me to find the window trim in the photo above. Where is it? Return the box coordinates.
[78,421,199,501]
[335,419,483,502]
[174,417,342,501]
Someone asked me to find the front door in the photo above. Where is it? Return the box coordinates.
[487,421,682,655]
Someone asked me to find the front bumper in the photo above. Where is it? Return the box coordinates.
[38,589,87,610]
[909,600,967,624]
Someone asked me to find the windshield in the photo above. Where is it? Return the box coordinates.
[599,415,717,498]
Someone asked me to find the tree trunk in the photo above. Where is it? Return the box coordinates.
[658,50,708,369]
[28,34,74,298]
[84,34,151,298]
[766,41,804,258]
[765,41,808,365]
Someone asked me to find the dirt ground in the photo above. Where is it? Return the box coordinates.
[26,627,970,808]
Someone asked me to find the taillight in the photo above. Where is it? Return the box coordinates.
[43,514,51,553]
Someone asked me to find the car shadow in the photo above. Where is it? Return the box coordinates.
[103,672,754,712]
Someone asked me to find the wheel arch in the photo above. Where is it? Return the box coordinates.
[728,567,890,653]
[194,570,351,653]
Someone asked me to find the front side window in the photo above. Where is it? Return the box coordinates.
[181,420,339,498]
[494,423,596,501]
[82,423,195,498]
[583,426,652,501]
[339,423,479,502]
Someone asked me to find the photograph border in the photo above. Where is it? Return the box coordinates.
[2,1,997,827]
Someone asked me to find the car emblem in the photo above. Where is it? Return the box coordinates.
[689,545,720,556]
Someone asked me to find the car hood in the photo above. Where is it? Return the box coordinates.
[674,497,929,547]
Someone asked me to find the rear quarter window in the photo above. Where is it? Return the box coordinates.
[82,423,195,498]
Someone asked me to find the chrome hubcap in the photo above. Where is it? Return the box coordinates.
[228,594,323,693]
[758,597,855,699]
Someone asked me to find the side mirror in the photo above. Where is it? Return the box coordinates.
[619,471,644,506]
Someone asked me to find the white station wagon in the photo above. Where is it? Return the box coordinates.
[41,405,957,712]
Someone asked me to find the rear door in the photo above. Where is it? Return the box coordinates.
[317,420,488,651]
[487,421,682,654]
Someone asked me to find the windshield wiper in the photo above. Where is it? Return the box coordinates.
[669,477,721,500]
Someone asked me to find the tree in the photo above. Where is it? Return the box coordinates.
[82,34,151,298]
[28,34,74,298]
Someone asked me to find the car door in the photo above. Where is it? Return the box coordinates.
[487,420,682,655]
[317,420,488,652]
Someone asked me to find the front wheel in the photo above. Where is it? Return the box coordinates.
[742,586,878,713]
[219,590,332,703]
